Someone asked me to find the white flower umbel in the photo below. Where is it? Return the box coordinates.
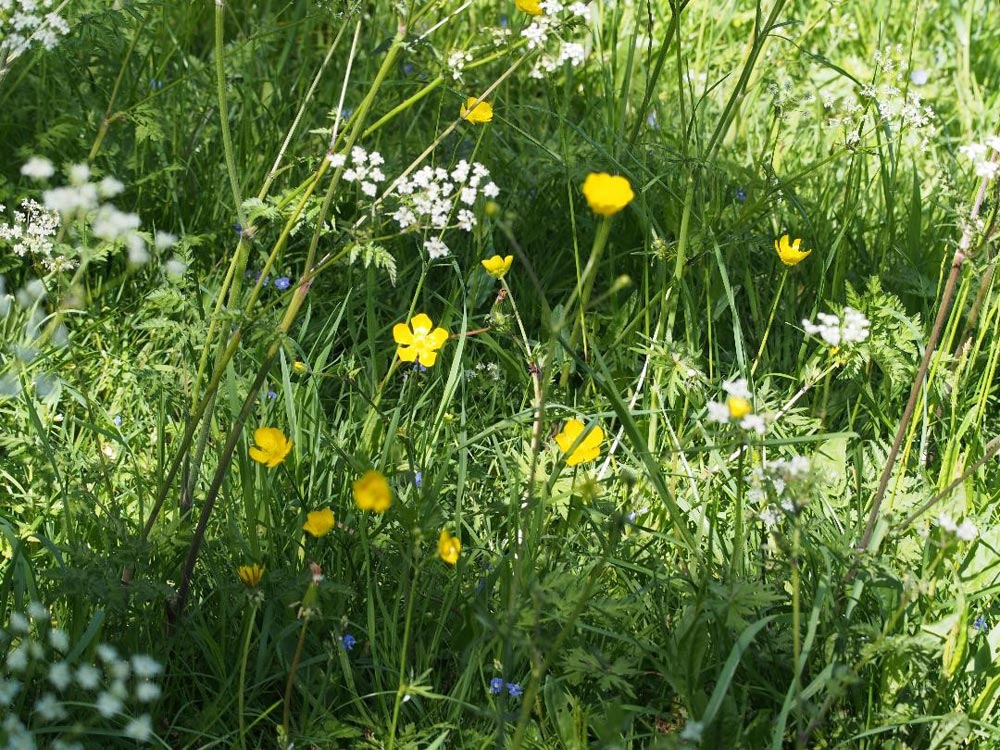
[802,306,870,347]
[0,199,60,260]
[522,16,554,49]
[20,156,54,180]
[723,378,752,399]
[36,162,151,265]
[707,378,766,434]
[130,655,162,679]
[959,139,1000,180]
[47,661,72,691]
[937,513,978,542]
[96,690,123,718]
[424,237,450,259]
[0,1,71,76]
[392,161,498,236]
[123,714,154,743]
[92,205,141,243]
[446,49,472,82]
[340,145,386,197]
[2,604,164,745]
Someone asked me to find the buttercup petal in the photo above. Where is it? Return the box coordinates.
[248,446,269,464]
[427,327,449,348]
[419,350,438,367]
[397,345,418,362]
[254,427,276,451]
[410,313,433,334]
[584,426,604,449]
[303,508,335,538]
[554,419,584,452]
[393,322,414,345]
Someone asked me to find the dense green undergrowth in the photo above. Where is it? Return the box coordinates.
[2,0,1000,748]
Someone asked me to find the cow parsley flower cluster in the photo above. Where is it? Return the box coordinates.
[1,602,162,747]
[0,198,68,271]
[391,160,499,260]
[446,49,473,82]
[750,455,813,528]
[29,159,150,264]
[521,1,591,79]
[801,307,870,348]
[529,40,586,78]
[937,513,978,542]
[0,0,71,78]
[328,146,386,197]
[958,137,1000,180]
[707,378,766,434]
[821,45,939,153]
[486,23,512,47]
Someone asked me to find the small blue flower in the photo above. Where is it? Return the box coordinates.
[150,78,164,90]
[412,362,428,373]
[342,634,357,651]
[232,223,243,235]
[499,14,508,28]
[413,471,423,488]
[403,62,414,75]
[274,276,291,291]
[735,187,747,203]
[646,112,658,129]
[113,414,122,428]
[974,616,988,632]
[506,682,523,698]
[267,390,277,400]
[489,677,504,694]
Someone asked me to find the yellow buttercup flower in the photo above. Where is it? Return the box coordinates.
[774,234,811,266]
[303,508,335,538]
[353,470,392,513]
[460,97,493,124]
[438,529,461,565]
[481,254,513,279]
[727,397,752,420]
[237,564,264,589]
[292,360,307,373]
[555,418,604,466]
[249,427,292,468]
[393,313,449,368]
[515,0,543,13]
[582,173,634,218]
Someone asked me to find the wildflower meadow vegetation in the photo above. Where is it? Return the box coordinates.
[2,0,1000,747]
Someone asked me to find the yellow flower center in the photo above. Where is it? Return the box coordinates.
[727,397,752,420]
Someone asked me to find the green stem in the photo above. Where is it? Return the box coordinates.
[730,442,747,578]
[704,0,789,160]
[387,563,420,750]
[576,217,613,324]
[666,177,695,340]
[751,269,787,376]
[560,216,613,386]
[88,13,143,163]
[791,523,802,749]
[282,618,310,746]
[215,0,247,229]
[237,601,258,750]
